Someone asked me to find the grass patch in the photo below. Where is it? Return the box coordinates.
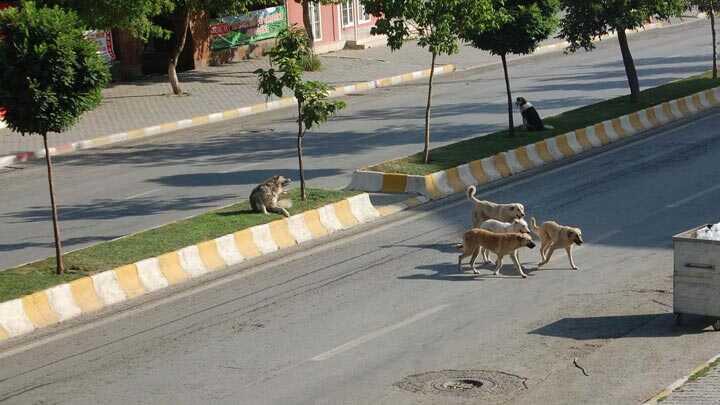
[0,188,357,302]
[688,358,720,382]
[301,54,322,72]
[370,71,720,175]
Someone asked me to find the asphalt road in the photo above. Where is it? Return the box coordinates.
[0,21,714,270]
[2,107,720,404]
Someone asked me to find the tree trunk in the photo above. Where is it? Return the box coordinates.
[616,27,640,102]
[42,134,65,275]
[423,51,437,164]
[168,7,191,95]
[501,53,514,136]
[302,0,315,49]
[712,6,717,79]
[297,103,307,201]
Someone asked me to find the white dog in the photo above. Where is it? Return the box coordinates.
[479,218,531,264]
[467,186,525,228]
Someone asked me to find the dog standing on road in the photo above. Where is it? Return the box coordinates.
[467,185,526,228]
[530,217,584,270]
[478,218,530,264]
[249,176,292,217]
[457,228,536,278]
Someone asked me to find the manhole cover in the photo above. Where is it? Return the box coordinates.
[436,378,485,391]
[396,369,526,399]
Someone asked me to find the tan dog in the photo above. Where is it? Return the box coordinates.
[467,185,525,228]
[249,176,292,217]
[479,218,530,263]
[457,228,536,278]
[530,217,584,270]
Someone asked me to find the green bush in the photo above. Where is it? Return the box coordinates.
[300,53,322,72]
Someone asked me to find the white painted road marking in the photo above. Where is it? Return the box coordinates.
[123,189,158,200]
[310,304,450,361]
[666,183,720,209]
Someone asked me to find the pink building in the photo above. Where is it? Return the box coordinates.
[284,0,384,53]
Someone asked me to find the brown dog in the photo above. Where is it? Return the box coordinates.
[467,185,525,228]
[530,217,584,270]
[457,228,536,278]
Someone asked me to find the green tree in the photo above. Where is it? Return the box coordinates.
[559,0,687,102]
[43,0,258,95]
[0,2,110,274]
[255,27,345,200]
[690,0,718,78]
[42,0,174,39]
[362,0,500,163]
[461,0,559,136]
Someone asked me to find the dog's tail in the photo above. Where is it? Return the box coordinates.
[466,185,484,205]
[529,217,541,237]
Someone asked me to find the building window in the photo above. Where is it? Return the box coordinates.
[341,0,354,27]
[309,2,322,40]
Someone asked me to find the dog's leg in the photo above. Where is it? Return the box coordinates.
[267,206,290,217]
[511,252,527,278]
[493,255,504,276]
[481,248,490,263]
[458,252,469,272]
[566,246,579,270]
[470,249,481,274]
[539,240,549,262]
[539,244,557,266]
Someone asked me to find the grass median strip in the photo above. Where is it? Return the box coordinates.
[370,72,720,175]
[0,188,357,303]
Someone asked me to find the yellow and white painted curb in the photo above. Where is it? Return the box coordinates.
[0,65,456,170]
[643,352,720,404]
[0,193,430,342]
[350,86,720,199]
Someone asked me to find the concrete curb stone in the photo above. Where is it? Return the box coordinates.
[349,87,720,199]
[0,192,429,342]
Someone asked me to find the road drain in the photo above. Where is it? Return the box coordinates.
[396,370,526,399]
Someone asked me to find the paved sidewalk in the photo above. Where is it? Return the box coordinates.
[660,362,720,404]
[0,15,704,156]
[0,42,474,156]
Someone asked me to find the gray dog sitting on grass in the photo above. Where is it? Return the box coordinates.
[249,175,293,217]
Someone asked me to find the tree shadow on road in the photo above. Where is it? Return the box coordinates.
[530,313,714,339]
[1,194,235,223]
[0,235,120,252]
[149,168,343,188]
